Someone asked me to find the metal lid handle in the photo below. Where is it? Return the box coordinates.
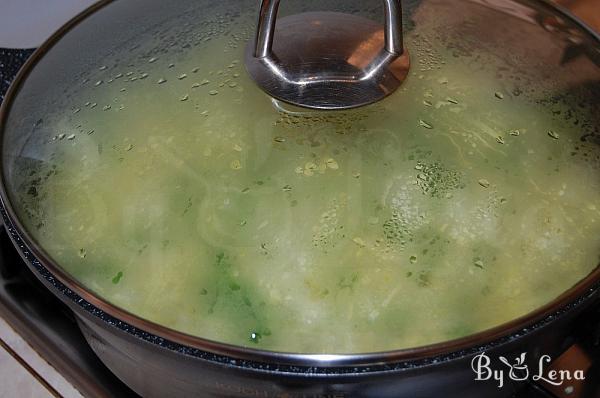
[254,0,404,59]
[245,0,411,110]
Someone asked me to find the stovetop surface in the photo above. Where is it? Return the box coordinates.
[0,47,597,398]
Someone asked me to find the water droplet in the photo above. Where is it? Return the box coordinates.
[478,179,490,188]
[415,163,424,170]
[326,159,339,170]
[126,72,133,76]
[192,67,200,73]
[249,332,261,343]
[228,82,238,88]
[230,159,242,170]
[282,185,292,192]
[200,79,210,85]
[233,144,242,152]
[548,130,559,140]
[423,100,433,107]
[126,144,133,151]
[446,97,459,104]
[209,90,219,95]
[102,105,111,111]
[509,129,521,136]
[178,73,187,80]
[78,248,87,258]
[352,171,361,178]
[99,65,107,71]
[192,83,201,88]
[496,136,505,144]
[148,57,158,63]
[58,133,66,140]
[94,80,103,86]
[180,94,189,102]
[168,63,175,68]
[140,73,149,79]
[295,166,303,174]
[90,103,97,108]
[233,72,240,78]
[352,237,366,247]
[73,108,81,114]
[120,88,126,92]
[274,136,286,143]
[419,119,433,129]
[115,73,123,79]
[474,259,484,269]
[67,134,76,140]
[157,78,167,84]
[494,92,504,99]
[409,255,417,264]
[87,129,95,135]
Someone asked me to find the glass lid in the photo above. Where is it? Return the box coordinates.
[1,0,599,355]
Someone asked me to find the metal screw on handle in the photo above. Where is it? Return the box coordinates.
[254,0,404,59]
[245,0,411,110]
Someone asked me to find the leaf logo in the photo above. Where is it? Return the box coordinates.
[499,353,529,381]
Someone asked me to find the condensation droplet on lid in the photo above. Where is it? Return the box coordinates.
[410,255,417,264]
[326,159,339,170]
[180,94,189,101]
[178,74,187,80]
[157,78,167,84]
[478,179,490,188]
[94,80,103,86]
[419,119,433,129]
[274,137,286,143]
[496,136,505,144]
[494,92,504,99]
[67,134,76,140]
[148,57,158,63]
[209,90,219,95]
[352,237,366,247]
[548,130,560,140]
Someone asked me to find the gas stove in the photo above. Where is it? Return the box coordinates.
[0,46,598,398]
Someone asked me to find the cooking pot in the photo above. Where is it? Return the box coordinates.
[0,0,599,397]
